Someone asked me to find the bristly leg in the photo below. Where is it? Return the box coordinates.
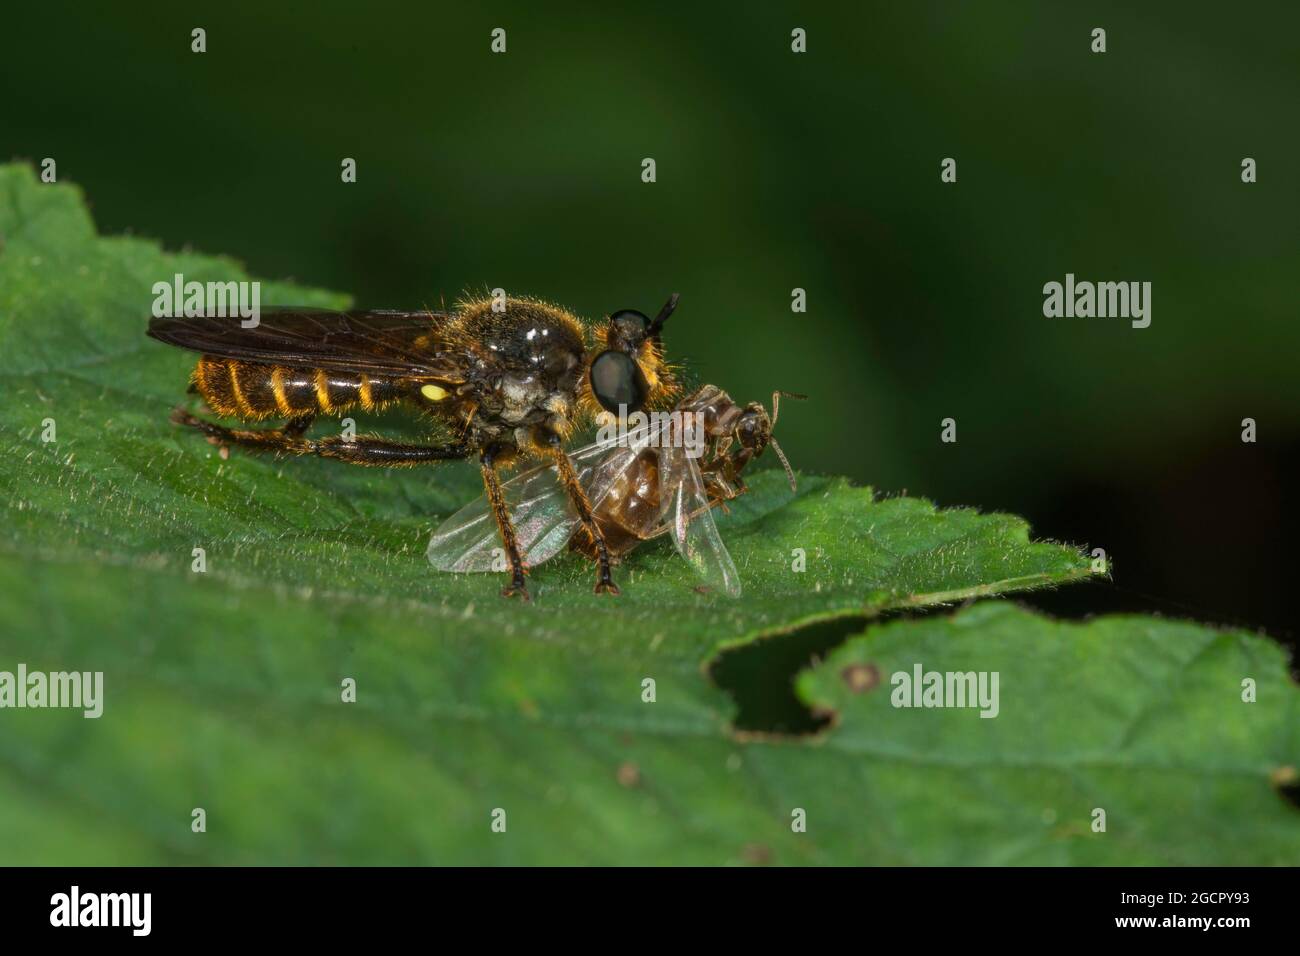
[549,443,619,595]
[479,444,531,600]
[171,408,469,465]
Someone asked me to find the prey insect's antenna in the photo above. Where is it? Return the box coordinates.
[769,389,807,429]
[770,438,797,493]
[648,293,680,337]
[768,389,805,492]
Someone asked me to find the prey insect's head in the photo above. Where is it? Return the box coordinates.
[735,390,805,492]
[587,293,680,418]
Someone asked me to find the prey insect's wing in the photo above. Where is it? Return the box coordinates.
[426,430,650,573]
[426,415,673,573]
[661,444,743,597]
[147,308,470,380]
[426,462,592,573]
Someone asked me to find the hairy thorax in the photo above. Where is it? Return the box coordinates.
[452,298,588,448]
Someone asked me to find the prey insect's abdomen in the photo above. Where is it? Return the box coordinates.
[191,357,407,420]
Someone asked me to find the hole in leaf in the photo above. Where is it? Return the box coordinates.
[710,616,868,735]
[1271,766,1300,811]
[710,601,992,736]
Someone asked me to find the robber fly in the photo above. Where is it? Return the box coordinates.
[147,293,684,600]
[427,385,799,597]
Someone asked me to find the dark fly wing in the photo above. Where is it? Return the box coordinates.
[147,308,469,380]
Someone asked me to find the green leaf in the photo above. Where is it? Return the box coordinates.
[0,162,1123,864]
[796,602,1300,865]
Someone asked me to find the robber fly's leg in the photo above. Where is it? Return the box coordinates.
[480,444,530,601]
[312,437,470,466]
[172,408,316,451]
[544,439,619,596]
[172,408,469,466]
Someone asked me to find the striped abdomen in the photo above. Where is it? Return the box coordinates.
[192,356,407,420]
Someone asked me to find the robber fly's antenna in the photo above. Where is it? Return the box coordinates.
[769,389,807,430]
[648,293,680,337]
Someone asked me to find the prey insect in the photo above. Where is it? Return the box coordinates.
[147,293,684,600]
[427,385,800,597]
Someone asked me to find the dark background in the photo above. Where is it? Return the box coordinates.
[4,2,1296,649]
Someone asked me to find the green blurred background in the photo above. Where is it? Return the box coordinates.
[4,1,1297,641]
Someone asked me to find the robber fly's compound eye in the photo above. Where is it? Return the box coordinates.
[590,350,649,414]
